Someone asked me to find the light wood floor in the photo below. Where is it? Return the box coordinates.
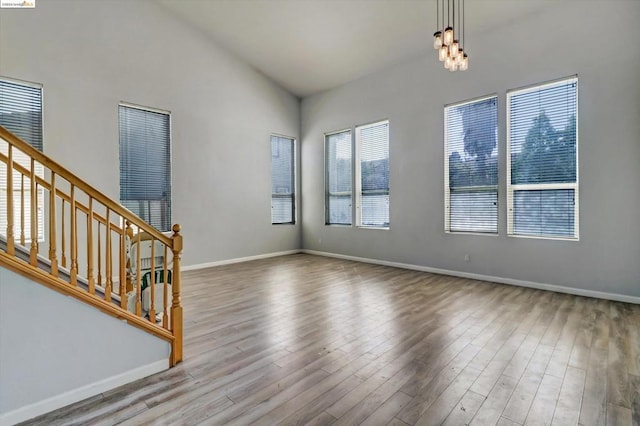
[24,254,640,426]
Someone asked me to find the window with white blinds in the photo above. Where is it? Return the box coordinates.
[0,78,44,243]
[507,77,578,239]
[356,120,389,228]
[445,95,498,234]
[119,104,172,232]
[325,130,352,225]
[271,135,295,224]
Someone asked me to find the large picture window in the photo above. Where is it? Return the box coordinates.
[507,77,578,239]
[271,135,295,224]
[445,95,498,233]
[119,103,172,232]
[325,130,352,225]
[0,78,44,243]
[355,120,389,228]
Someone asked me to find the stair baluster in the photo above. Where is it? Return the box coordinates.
[61,200,67,268]
[20,174,25,246]
[49,172,58,277]
[105,210,112,302]
[29,158,38,266]
[6,144,15,256]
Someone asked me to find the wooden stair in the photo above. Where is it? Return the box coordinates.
[0,125,183,366]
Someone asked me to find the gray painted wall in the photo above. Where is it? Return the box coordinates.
[0,265,170,418]
[0,0,301,268]
[0,0,637,297]
[301,1,640,298]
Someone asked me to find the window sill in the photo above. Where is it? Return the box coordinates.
[507,233,579,242]
[445,231,498,237]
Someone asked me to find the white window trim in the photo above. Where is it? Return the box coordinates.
[444,94,498,235]
[0,76,43,90]
[506,76,579,241]
[324,128,353,227]
[119,101,171,116]
[355,119,390,229]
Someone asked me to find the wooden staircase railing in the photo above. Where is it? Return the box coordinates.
[0,125,183,366]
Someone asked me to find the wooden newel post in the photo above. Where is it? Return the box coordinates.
[170,223,183,366]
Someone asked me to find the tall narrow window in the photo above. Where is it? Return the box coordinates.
[445,95,498,233]
[507,77,578,239]
[0,78,44,243]
[271,135,295,224]
[325,130,352,225]
[119,103,171,232]
[356,120,389,228]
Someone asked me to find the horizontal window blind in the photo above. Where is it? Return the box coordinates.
[0,79,44,243]
[445,96,498,233]
[508,77,578,238]
[325,130,352,225]
[513,189,575,237]
[119,104,172,232]
[271,135,295,224]
[356,120,389,228]
[0,79,43,150]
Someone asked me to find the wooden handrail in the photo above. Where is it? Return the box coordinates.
[0,126,171,246]
[0,125,183,367]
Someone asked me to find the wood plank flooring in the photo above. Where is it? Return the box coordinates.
[23,254,640,426]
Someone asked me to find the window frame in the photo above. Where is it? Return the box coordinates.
[324,128,353,226]
[355,119,390,229]
[506,76,579,240]
[118,101,172,232]
[444,94,499,235]
[0,76,45,244]
[270,134,296,225]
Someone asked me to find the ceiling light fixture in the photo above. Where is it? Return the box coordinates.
[434,0,468,71]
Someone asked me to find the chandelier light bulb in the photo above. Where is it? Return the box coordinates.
[450,40,459,57]
[460,53,469,71]
[444,55,453,69]
[433,31,442,49]
[456,49,464,65]
[443,27,454,45]
[438,45,447,61]
[450,61,458,72]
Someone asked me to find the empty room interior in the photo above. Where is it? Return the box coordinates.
[0,0,639,425]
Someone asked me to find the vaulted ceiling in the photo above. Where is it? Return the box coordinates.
[158,0,552,98]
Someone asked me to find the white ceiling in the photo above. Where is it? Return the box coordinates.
[157,0,552,98]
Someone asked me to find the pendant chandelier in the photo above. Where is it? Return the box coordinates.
[433,0,468,71]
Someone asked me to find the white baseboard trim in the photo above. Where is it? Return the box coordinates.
[182,249,302,272]
[0,359,169,426]
[302,249,640,305]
